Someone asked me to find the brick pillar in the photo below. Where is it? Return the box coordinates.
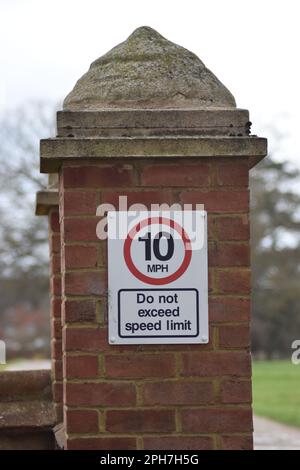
[40,27,267,450]
[36,178,63,422]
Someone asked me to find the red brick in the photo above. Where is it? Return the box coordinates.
[53,360,63,381]
[207,214,217,240]
[65,382,136,406]
[65,245,98,269]
[102,190,175,209]
[63,218,98,242]
[63,191,97,215]
[67,437,136,450]
[180,190,249,212]
[65,355,99,378]
[50,276,62,296]
[63,300,96,323]
[98,299,108,325]
[53,381,63,403]
[66,409,99,434]
[51,254,61,274]
[64,271,106,296]
[181,351,251,377]
[143,436,214,450]
[208,268,215,293]
[50,233,61,254]
[217,162,249,186]
[125,328,214,353]
[64,327,106,352]
[141,164,210,187]
[215,215,250,241]
[51,319,62,340]
[208,242,250,267]
[51,339,62,358]
[49,210,60,232]
[63,165,134,188]
[220,380,252,403]
[106,410,175,433]
[209,298,250,323]
[219,325,250,349]
[217,269,251,294]
[64,327,140,354]
[168,325,214,351]
[51,298,61,319]
[98,241,106,266]
[54,403,63,423]
[181,408,252,433]
[105,354,176,378]
[220,434,253,450]
[143,381,214,405]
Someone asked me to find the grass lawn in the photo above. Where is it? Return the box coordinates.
[0,358,51,371]
[253,360,300,428]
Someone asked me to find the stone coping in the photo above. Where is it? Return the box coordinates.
[40,136,267,173]
[0,370,55,430]
[35,190,59,215]
[0,370,52,402]
[57,109,250,138]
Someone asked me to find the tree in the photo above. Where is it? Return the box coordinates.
[0,102,56,278]
[0,102,57,359]
[250,156,300,358]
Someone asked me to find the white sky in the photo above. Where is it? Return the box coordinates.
[1,0,300,165]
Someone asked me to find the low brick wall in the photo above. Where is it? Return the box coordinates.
[0,370,56,449]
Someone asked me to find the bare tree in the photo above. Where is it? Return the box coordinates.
[0,102,57,359]
[0,101,56,278]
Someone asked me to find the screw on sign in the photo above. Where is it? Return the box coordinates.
[108,211,208,345]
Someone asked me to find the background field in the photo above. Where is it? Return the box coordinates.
[253,360,300,428]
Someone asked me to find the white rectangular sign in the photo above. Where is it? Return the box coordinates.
[108,211,208,345]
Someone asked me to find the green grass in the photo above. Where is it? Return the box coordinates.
[253,360,300,428]
[0,358,26,371]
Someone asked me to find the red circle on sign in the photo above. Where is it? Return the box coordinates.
[124,217,192,285]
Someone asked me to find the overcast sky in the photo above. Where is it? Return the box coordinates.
[1,0,299,165]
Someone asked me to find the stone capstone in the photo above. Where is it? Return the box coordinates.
[63,26,236,111]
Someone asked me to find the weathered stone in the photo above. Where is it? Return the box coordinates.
[63,26,236,111]
[0,370,55,449]
[48,173,59,189]
[53,422,65,449]
[35,190,59,215]
[0,370,52,401]
[40,136,267,173]
[0,401,56,429]
[57,109,251,138]
[0,431,54,450]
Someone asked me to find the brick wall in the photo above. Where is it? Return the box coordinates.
[48,207,63,422]
[59,157,253,450]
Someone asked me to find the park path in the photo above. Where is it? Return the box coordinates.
[254,415,300,450]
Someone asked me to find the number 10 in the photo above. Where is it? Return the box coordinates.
[138,231,174,261]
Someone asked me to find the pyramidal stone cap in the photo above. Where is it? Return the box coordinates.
[63,26,236,111]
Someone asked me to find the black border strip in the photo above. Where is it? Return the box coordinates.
[118,288,199,338]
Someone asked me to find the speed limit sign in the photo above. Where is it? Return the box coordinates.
[108,211,208,345]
